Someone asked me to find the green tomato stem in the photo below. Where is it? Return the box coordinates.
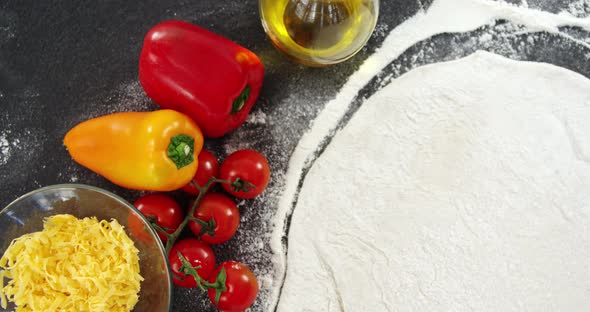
[164,177,253,253]
[177,251,227,297]
[162,176,254,301]
[165,177,215,253]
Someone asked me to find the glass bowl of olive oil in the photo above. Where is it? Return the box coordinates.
[259,0,379,66]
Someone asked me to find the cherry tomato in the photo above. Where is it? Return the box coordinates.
[168,238,216,288]
[219,149,270,199]
[188,193,240,245]
[133,193,184,243]
[127,213,153,244]
[208,261,258,312]
[182,150,219,195]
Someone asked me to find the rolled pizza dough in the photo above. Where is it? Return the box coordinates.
[277,51,590,311]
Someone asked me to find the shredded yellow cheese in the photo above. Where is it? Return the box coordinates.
[0,214,143,312]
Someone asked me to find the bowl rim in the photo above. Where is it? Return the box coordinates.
[0,183,173,312]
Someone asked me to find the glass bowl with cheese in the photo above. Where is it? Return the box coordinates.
[0,184,172,312]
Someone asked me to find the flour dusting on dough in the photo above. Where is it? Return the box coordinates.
[278,50,590,311]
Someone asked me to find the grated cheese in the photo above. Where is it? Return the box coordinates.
[0,214,143,312]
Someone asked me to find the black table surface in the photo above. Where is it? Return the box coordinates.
[1,1,589,311]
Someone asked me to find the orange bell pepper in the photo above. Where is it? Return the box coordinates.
[64,109,203,191]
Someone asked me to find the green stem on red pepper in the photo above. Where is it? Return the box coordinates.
[231,85,251,115]
[139,20,264,138]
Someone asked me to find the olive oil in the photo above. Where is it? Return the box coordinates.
[259,0,379,66]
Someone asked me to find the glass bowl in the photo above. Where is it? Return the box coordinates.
[0,184,172,312]
[259,0,380,66]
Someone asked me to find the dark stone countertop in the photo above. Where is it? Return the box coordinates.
[1,0,589,311]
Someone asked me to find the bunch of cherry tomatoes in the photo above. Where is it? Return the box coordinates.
[132,149,270,312]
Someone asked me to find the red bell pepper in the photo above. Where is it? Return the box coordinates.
[139,20,264,138]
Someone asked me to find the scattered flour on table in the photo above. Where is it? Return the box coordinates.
[373,23,391,39]
[269,0,590,310]
[0,132,11,165]
[0,126,47,191]
[564,0,590,17]
[71,80,156,128]
[93,80,157,115]
[245,109,267,125]
[0,10,18,45]
[0,129,35,166]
